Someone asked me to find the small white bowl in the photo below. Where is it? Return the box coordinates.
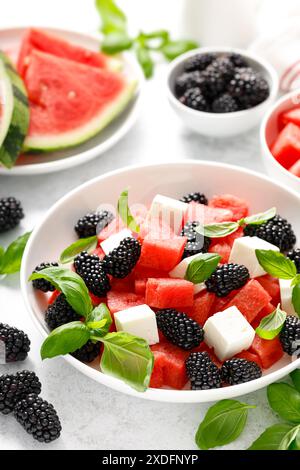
[167,47,279,138]
[261,90,300,192]
[21,161,300,403]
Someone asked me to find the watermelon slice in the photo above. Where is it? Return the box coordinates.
[23,50,137,151]
[280,107,300,129]
[146,278,194,309]
[250,335,284,369]
[251,302,275,329]
[138,236,187,272]
[188,290,215,325]
[235,350,262,368]
[209,194,249,221]
[185,202,233,225]
[107,291,145,315]
[151,342,189,389]
[256,275,280,305]
[134,279,147,295]
[271,123,300,169]
[208,241,231,264]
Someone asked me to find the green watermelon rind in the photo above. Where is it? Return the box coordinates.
[0,52,30,169]
[23,79,137,152]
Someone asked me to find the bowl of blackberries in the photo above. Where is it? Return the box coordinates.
[167,47,279,137]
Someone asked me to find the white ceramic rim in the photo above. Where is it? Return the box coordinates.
[21,160,300,403]
[0,26,144,176]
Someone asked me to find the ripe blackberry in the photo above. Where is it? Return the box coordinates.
[180,191,208,205]
[179,87,209,111]
[103,237,141,279]
[228,67,270,108]
[280,316,300,356]
[205,263,249,297]
[186,352,221,390]
[156,309,204,350]
[14,394,61,443]
[286,248,300,273]
[200,58,233,99]
[45,294,79,331]
[181,221,211,258]
[0,371,41,415]
[244,215,296,252]
[221,358,262,385]
[212,94,239,113]
[0,197,24,232]
[0,323,30,362]
[228,53,248,68]
[72,340,100,363]
[74,210,114,238]
[175,71,205,97]
[32,262,59,292]
[74,251,110,297]
[183,53,216,73]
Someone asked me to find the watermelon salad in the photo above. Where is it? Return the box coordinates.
[0,28,138,168]
[31,190,300,392]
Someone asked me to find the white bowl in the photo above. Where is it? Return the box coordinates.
[261,90,300,192]
[21,161,300,403]
[166,47,279,137]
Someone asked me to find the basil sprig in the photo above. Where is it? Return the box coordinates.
[59,236,98,264]
[117,188,140,233]
[0,232,31,275]
[185,253,221,284]
[256,304,287,340]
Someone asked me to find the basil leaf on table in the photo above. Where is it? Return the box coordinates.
[96,0,127,34]
[185,253,221,284]
[117,188,140,233]
[41,322,90,360]
[59,236,98,264]
[290,370,300,393]
[255,250,297,280]
[255,305,286,340]
[161,39,198,61]
[101,32,133,54]
[0,232,31,274]
[201,222,239,239]
[241,207,276,226]
[292,283,300,317]
[249,423,300,450]
[87,303,112,336]
[267,383,300,424]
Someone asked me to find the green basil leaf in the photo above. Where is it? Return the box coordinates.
[41,322,90,359]
[256,305,286,340]
[99,332,154,392]
[290,369,300,393]
[59,236,98,264]
[292,284,300,317]
[0,246,5,270]
[102,31,133,54]
[249,423,299,450]
[289,427,300,450]
[29,266,92,317]
[201,222,239,238]
[241,207,276,226]
[161,39,198,61]
[195,399,255,450]
[135,46,154,79]
[267,383,300,424]
[137,30,169,50]
[96,0,127,34]
[0,232,31,274]
[117,188,140,232]
[185,253,221,284]
[255,250,297,280]
[88,303,112,336]
[86,319,107,330]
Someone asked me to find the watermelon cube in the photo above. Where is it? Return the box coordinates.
[280,107,300,129]
[146,278,194,309]
[139,217,175,241]
[251,302,275,329]
[138,236,187,271]
[209,241,231,264]
[151,341,189,389]
[209,194,249,221]
[250,335,284,369]
[256,275,280,305]
[188,290,215,325]
[134,279,147,295]
[110,276,134,293]
[107,291,145,315]
[185,202,233,225]
[150,352,165,388]
[235,350,263,368]
[132,265,169,280]
[271,123,300,169]
[89,292,107,307]
[224,280,271,323]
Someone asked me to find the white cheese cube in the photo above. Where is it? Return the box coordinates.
[100,228,133,255]
[148,194,188,234]
[169,254,206,295]
[114,304,159,345]
[203,306,255,361]
[229,236,279,278]
[280,279,297,316]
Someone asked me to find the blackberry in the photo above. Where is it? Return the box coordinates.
[244,215,296,253]
[205,263,249,297]
[45,294,79,331]
[14,394,61,443]
[200,59,233,99]
[185,352,221,390]
[72,340,100,363]
[228,67,270,109]
[280,316,300,356]
[179,87,209,111]
[74,210,114,238]
[286,248,300,273]
[228,53,248,68]
[181,221,211,258]
[212,93,239,113]
[0,197,24,233]
[32,262,59,292]
[180,191,208,205]
[103,237,141,279]
[183,53,216,73]
[74,251,111,297]
[0,371,41,415]
[0,323,30,362]
[221,358,262,385]
[175,71,205,97]
[156,309,204,350]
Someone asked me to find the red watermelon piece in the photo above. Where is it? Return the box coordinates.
[209,241,231,264]
[150,352,165,388]
[107,291,145,315]
[146,278,194,309]
[89,292,107,307]
[209,194,249,221]
[138,236,186,271]
[194,343,223,368]
[280,107,300,129]
[185,202,233,225]
[92,246,105,260]
[251,302,275,329]
[250,335,284,369]
[188,291,215,325]
[288,159,300,177]
[256,275,280,305]
[224,280,271,323]
[134,279,147,295]
[110,277,134,293]
[139,217,175,241]
[271,123,300,169]
[235,350,263,368]
[133,264,169,280]
[151,341,189,389]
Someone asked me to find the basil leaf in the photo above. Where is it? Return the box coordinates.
[59,236,98,264]
[99,332,154,392]
[256,305,286,340]
[102,31,133,54]
[267,383,300,424]
[195,399,255,450]
[289,428,300,450]
[41,322,90,359]
[135,46,154,79]
[88,303,112,336]
[201,222,239,238]
[0,245,5,271]
[29,266,92,317]
[137,30,169,50]
[117,188,140,232]
[290,370,300,393]
[255,250,297,280]
[96,0,127,34]
[292,284,300,317]
[0,232,31,274]
[249,423,299,450]
[161,39,198,61]
[185,253,221,284]
[241,207,276,226]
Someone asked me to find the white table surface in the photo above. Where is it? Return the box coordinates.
[0,0,282,450]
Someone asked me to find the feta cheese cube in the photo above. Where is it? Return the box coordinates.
[148,194,188,234]
[203,306,255,360]
[229,236,279,278]
[169,253,206,295]
[114,304,159,345]
[280,279,297,316]
[100,228,133,255]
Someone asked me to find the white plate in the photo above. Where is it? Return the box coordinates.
[0,26,143,175]
[21,161,300,403]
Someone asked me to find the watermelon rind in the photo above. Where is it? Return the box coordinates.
[23,79,137,152]
[0,52,30,168]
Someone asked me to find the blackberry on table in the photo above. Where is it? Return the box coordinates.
[228,67,270,108]
[244,215,296,253]
[32,262,59,292]
[74,251,111,297]
[0,323,30,363]
[181,221,211,258]
[186,352,221,390]
[45,294,79,331]
[286,248,300,273]
[175,71,205,97]
[212,94,239,113]
[180,191,208,205]
[156,309,204,350]
[74,210,114,238]
[72,341,100,363]
[183,53,216,73]
[179,87,209,111]
[0,197,24,233]
[103,237,141,279]
[205,263,249,297]
[280,316,300,356]
[221,358,262,385]
[14,394,62,443]
[0,371,41,415]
